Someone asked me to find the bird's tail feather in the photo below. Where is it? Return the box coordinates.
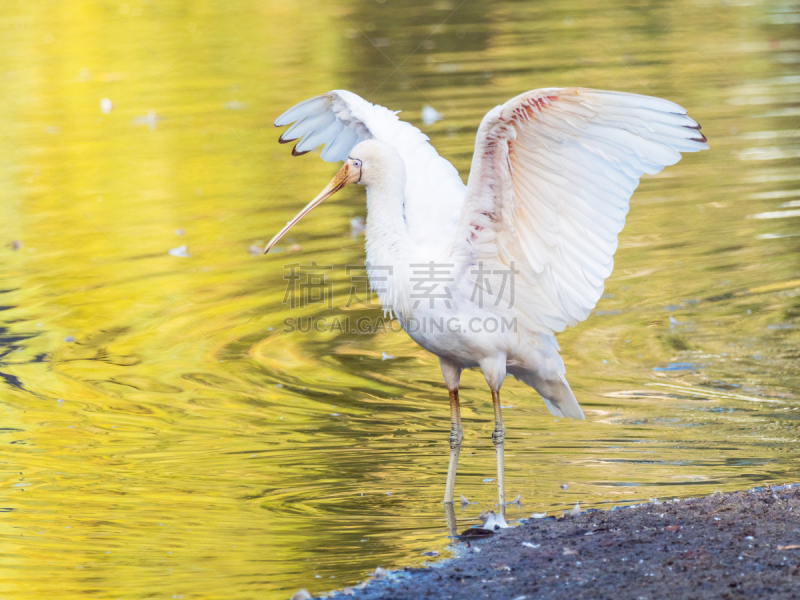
[511,371,585,420]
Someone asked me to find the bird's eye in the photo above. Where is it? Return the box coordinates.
[352,159,362,168]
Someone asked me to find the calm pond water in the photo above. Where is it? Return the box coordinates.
[1,0,799,598]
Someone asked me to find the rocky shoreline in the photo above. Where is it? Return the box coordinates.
[302,484,800,600]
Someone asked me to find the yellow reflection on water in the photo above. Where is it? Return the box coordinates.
[0,0,798,598]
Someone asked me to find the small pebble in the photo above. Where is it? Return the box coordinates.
[371,567,387,579]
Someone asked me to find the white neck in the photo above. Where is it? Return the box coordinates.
[363,163,412,314]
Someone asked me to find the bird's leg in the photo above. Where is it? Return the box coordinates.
[443,499,457,538]
[439,357,463,505]
[492,390,506,518]
[443,388,463,504]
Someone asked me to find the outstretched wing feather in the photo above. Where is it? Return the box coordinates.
[455,87,707,334]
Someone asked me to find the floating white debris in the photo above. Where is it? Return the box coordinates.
[421,105,442,125]
[63,336,75,343]
[100,98,112,114]
[460,494,473,506]
[381,352,394,361]
[370,567,387,579]
[531,512,546,519]
[168,245,190,258]
[483,478,494,483]
[569,502,581,515]
[291,590,311,600]
[507,494,521,506]
[133,110,160,131]
[175,228,185,235]
[560,484,568,490]
[224,101,246,110]
[248,245,262,256]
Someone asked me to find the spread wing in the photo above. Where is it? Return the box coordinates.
[275,90,375,161]
[275,90,466,245]
[453,87,708,334]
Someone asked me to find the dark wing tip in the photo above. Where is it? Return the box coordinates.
[291,145,310,157]
[684,123,707,143]
[279,134,297,144]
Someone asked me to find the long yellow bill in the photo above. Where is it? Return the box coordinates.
[264,161,360,254]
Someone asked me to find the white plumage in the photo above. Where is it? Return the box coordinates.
[270,87,708,514]
[276,90,465,249]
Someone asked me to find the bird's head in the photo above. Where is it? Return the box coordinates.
[264,139,400,253]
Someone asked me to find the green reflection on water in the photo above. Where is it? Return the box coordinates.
[0,0,798,598]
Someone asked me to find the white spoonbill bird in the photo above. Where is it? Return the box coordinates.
[267,88,707,517]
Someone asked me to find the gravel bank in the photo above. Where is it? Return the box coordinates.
[316,485,800,600]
